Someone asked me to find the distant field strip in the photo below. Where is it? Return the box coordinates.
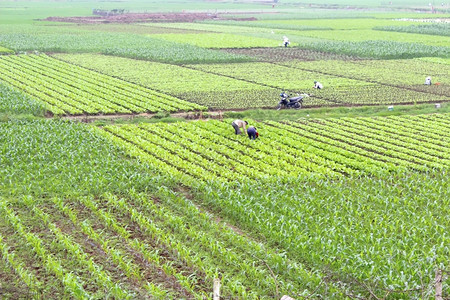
[190,61,448,105]
[0,54,205,115]
[99,115,450,185]
[150,33,280,48]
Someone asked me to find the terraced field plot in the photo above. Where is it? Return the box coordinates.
[0,54,205,115]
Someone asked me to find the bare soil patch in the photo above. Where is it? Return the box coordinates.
[43,12,256,24]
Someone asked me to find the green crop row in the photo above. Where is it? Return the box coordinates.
[150,33,281,48]
[0,81,45,115]
[196,168,449,298]
[0,29,250,64]
[54,53,282,109]
[0,54,205,115]
[374,23,450,37]
[99,116,449,185]
[0,46,13,54]
[292,37,449,59]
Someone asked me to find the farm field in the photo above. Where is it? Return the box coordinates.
[57,53,449,110]
[1,116,449,299]
[0,0,449,299]
[98,116,450,183]
[0,54,205,115]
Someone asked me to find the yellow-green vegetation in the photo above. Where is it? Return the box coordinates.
[150,33,282,48]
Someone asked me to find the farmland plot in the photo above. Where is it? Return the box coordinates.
[54,53,282,109]
[1,4,450,298]
[0,120,332,299]
[94,115,450,298]
[283,59,449,87]
[0,26,250,64]
[0,191,328,299]
[1,116,448,299]
[281,59,450,102]
[150,33,280,48]
[198,168,450,299]
[291,38,450,59]
[222,47,363,62]
[0,54,205,115]
[99,115,450,185]
[190,61,447,105]
[294,29,450,47]
[375,23,450,37]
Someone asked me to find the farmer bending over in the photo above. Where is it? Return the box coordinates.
[424,76,432,85]
[231,119,248,135]
[313,81,323,89]
[247,126,258,140]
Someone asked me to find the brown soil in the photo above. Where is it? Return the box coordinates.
[43,12,257,24]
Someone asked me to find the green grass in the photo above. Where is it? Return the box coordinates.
[224,102,449,121]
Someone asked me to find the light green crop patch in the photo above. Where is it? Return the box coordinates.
[0,46,13,54]
[295,29,450,47]
[149,33,287,48]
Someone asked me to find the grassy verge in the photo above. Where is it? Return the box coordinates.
[3,103,447,125]
[223,102,449,121]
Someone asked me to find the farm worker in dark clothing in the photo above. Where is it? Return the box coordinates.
[247,126,258,140]
[283,36,290,47]
[313,81,323,89]
[231,119,248,135]
[424,76,432,85]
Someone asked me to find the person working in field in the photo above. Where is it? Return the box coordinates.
[313,81,323,89]
[247,126,259,140]
[231,119,248,135]
[424,76,432,85]
[283,36,290,47]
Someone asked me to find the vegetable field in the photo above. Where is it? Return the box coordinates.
[56,53,449,110]
[0,54,205,115]
[1,1,449,299]
[99,115,450,184]
[1,117,449,299]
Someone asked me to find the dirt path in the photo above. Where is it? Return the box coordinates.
[56,110,226,122]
